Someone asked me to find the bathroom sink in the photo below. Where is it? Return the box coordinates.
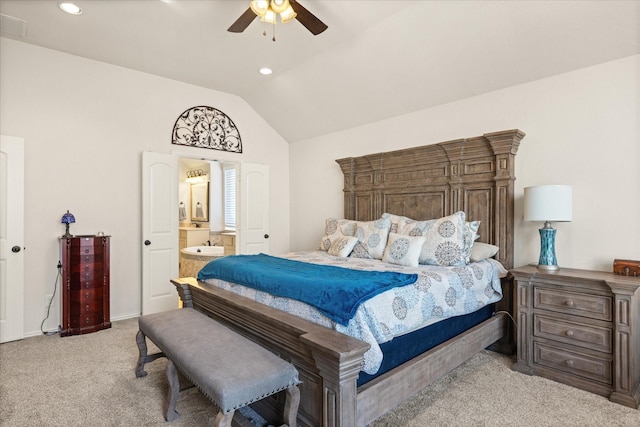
[181,246,225,256]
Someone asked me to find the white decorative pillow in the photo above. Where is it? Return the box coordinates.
[397,211,468,266]
[319,218,353,251]
[395,217,429,237]
[328,236,359,257]
[381,212,413,234]
[382,233,426,267]
[342,217,391,260]
[470,242,499,262]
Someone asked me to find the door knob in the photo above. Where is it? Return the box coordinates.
[11,246,21,253]
[144,240,151,246]
[264,234,270,239]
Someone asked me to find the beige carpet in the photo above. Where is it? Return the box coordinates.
[1,317,638,427]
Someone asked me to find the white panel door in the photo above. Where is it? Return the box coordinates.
[0,135,25,343]
[239,163,269,254]
[142,151,179,314]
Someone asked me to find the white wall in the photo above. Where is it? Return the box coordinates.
[0,38,290,336]
[290,55,640,272]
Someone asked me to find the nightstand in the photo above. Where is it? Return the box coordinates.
[511,265,640,409]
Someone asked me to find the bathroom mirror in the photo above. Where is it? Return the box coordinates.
[190,182,209,222]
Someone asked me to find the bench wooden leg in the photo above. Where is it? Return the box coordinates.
[135,330,148,377]
[282,384,300,427]
[135,329,165,378]
[214,410,234,427]
[164,360,180,422]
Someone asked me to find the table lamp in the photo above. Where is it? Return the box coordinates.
[61,210,76,238]
[524,185,572,271]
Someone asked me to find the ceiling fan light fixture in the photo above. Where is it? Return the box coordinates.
[279,5,297,23]
[260,7,276,24]
[250,0,269,17]
[229,0,327,36]
[270,0,290,14]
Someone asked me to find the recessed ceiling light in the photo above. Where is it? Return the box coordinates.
[259,68,273,75]
[58,3,82,15]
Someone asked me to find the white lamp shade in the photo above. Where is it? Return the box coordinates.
[524,185,573,222]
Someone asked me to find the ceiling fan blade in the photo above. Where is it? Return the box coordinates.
[290,0,328,35]
[227,7,256,33]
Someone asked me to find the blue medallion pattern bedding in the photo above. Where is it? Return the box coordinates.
[199,250,506,375]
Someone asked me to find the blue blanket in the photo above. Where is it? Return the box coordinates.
[197,254,418,326]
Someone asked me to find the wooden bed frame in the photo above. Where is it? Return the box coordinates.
[172,129,525,426]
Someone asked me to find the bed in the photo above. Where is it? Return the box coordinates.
[171,129,525,426]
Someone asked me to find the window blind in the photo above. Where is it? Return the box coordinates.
[224,167,236,229]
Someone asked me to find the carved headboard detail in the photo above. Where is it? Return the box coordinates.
[336,129,525,269]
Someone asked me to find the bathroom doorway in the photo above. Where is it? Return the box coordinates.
[142,153,268,313]
[178,157,238,276]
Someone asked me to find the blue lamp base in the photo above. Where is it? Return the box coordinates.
[538,221,559,271]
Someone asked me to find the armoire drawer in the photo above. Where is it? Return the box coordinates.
[69,312,105,329]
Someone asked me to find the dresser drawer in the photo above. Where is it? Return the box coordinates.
[533,314,612,353]
[69,312,105,329]
[70,244,105,256]
[70,253,104,265]
[69,270,105,290]
[534,342,612,385]
[70,287,104,307]
[533,287,611,321]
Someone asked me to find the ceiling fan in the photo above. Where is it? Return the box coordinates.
[228,0,328,36]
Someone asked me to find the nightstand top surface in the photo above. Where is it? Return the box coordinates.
[511,264,640,292]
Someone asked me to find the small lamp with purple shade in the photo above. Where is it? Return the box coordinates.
[61,210,76,238]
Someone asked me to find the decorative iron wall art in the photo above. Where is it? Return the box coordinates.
[172,106,242,153]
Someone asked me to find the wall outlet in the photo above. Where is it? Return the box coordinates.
[44,294,55,309]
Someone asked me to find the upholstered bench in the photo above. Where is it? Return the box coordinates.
[135,308,300,427]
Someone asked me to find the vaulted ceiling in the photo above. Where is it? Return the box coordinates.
[1,1,638,142]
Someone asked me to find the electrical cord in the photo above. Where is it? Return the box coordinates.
[40,261,62,336]
[493,310,517,327]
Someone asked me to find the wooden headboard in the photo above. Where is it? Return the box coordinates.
[336,129,525,270]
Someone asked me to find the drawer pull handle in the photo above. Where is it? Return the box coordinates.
[85,249,89,254]
[85,317,90,324]
[565,359,574,367]
[85,257,89,262]
[565,330,574,337]
[85,292,90,299]
[85,304,90,312]
[565,300,574,307]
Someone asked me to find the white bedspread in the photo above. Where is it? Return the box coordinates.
[201,251,505,374]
